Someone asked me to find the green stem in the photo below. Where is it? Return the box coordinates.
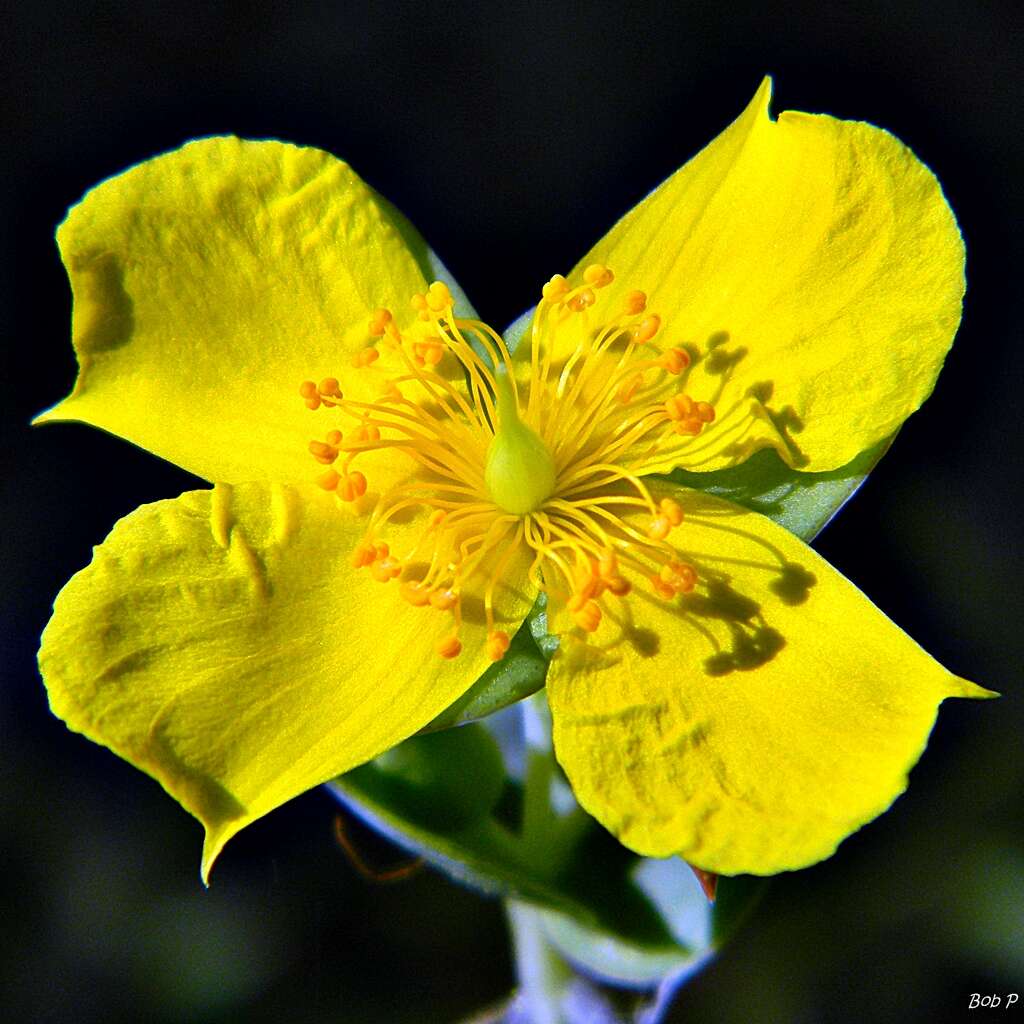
[506,899,574,1024]
[519,693,591,872]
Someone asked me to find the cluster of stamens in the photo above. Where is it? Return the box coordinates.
[299,265,718,661]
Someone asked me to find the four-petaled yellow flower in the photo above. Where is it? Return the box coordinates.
[37,80,993,884]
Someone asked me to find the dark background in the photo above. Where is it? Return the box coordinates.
[3,2,1021,1022]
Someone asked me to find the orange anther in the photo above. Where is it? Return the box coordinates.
[411,293,428,311]
[623,290,647,315]
[326,429,343,446]
[299,380,318,399]
[370,557,402,582]
[353,422,381,443]
[374,542,390,560]
[430,588,458,611]
[438,636,463,659]
[616,373,643,404]
[317,469,340,491]
[352,347,380,368]
[413,339,444,367]
[606,576,632,597]
[647,515,671,541]
[542,274,569,302]
[426,281,453,312]
[659,497,684,527]
[486,630,511,662]
[665,394,695,420]
[597,550,619,579]
[318,377,341,398]
[368,308,393,336]
[381,381,403,401]
[659,348,690,374]
[650,575,676,600]
[673,418,702,436]
[400,582,432,607]
[660,561,697,593]
[351,541,377,569]
[696,401,715,423]
[629,315,661,344]
[573,600,602,633]
[567,287,596,313]
[583,264,614,288]
[338,471,367,501]
[568,571,598,610]
[308,440,338,464]
[304,395,322,410]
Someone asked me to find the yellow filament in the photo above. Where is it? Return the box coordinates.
[301,268,716,659]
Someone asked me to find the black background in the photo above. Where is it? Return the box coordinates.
[3,3,1021,1022]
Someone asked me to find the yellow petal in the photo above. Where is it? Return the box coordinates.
[38,482,534,881]
[572,78,964,472]
[546,485,994,875]
[36,137,433,484]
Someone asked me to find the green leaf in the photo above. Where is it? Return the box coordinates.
[331,723,706,949]
[532,870,767,988]
[662,436,894,543]
[331,709,768,987]
[504,307,534,353]
[368,725,507,831]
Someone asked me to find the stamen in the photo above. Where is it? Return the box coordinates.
[300,266,717,658]
[438,636,463,659]
[573,600,602,633]
[660,560,698,593]
[628,315,661,345]
[487,631,511,662]
[430,589,458,611]
[567,287,596,313]
[660,497,684,526]
[337,471,367,502]
[368,308,392,336]
[400,582,432,606]
[317,469,340,491]
[623,290,647,314]
[659,348,690,374]
[308,440,338,464]
[353,348,379,368]
[299,379,322,411]
[542,275,570,302]
[583,263,615,288]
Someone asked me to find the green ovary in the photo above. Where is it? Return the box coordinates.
[484,373,556,515]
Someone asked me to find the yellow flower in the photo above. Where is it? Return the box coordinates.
[37,79,993,884]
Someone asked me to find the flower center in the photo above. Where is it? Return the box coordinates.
[299,266,717,661]
[484,371,556,514]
